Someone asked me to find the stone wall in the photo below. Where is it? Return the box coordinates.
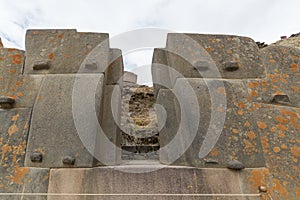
[0,30,300,199]
[152,33,300,200]
[0,29,123,199]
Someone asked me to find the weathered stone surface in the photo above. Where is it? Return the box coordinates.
[0,109,49,199]
[165,34,265,82]
[249,103,300,200]
[123,71,137,86]
[95,85,122,166]
[24,29,109,74]
[0,108,31,168]
[152,48,172,97]
[0,48,24,75]
[0,38,3,47]
[159,79,265,168]
[0,48,43,108]
[47,164,260,200]
[245,46,300,107]
[0,168,49,200]
[105,48,124,85]
[25,74,105,167]
[0,75,44,108]
[156,89,187,165]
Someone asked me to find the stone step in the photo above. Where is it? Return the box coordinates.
[47,161,263,200]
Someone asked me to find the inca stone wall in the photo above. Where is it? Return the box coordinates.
[0,30,299,200]
[152,33,300,200]
[0,29,123,199]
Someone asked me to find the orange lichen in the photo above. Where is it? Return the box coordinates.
[11,167,29,184]
[272,179,288,197]
[269,59,276,63]
[291,145,300,157]
[273,147,281,153]
[250,91,258,97]
[247,169,268,188]
[11,54,23,64]
[296,188,300,198]
[291,63,299,72]
[278,132,285,138]
[237,102,245,109]
[57,34,63,39]
[8,124,19,136]
[244,121,250,127]
[48,52,55,59]
[1,144,12,160]
[232,128,239,134]
[237,110,244,115]
[277,124,288,131]
[11,114,20,122]
[291,85,300,92]
[257,121,267,129]
[17,92,23,97]
[248,82,259,88]
[276,116,288,124]
[247,131,256,140]
[205,47,212,52]
[209,148,219,157]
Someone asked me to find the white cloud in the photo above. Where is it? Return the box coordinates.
[1,0,300,82]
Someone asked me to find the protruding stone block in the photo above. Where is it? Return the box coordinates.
[245,46,300,107]
[165,34,265,83]
[24,29,109,74]
[158,78,265,168]
[152,48,172,97]
[95,85,122,166]
[105,48,124,85]
[25,74,105,168]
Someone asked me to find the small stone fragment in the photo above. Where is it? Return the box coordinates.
[227,160,245,170]
[0,96,15,109]
[223,61,239,71]
[31,152,43,162]
[271,94,291,105]
[62,156,76,165]
[258,185,268,193]
[33,60,51,70]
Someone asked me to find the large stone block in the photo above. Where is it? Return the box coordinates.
[94,85,122,166]
[25,74,105,168]
[165,34,265,83]
[105,48,124,85]
[245,46,300,108]
[47,165,261,200]
[156,89,186,165]
[249,103,300,200]
[152,48,172,97]
[24,29,109,74]
[0,109,48,199]
[159,78,265,168]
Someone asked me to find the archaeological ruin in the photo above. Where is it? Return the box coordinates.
[0,29,300,200]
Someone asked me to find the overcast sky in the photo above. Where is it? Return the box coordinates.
[1,0,300,84]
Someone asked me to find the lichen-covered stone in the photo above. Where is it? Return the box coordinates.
[24,29,109,74]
